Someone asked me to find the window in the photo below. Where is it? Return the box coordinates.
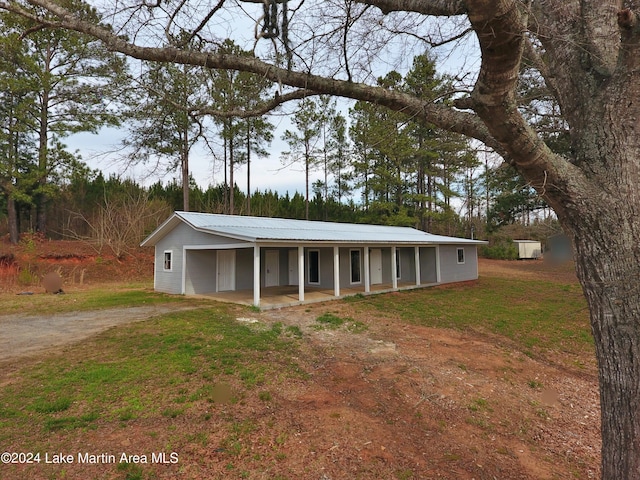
[457,248,465,264]
[308,250,320,284]
[163,250,173,271]
[350,249,361,284]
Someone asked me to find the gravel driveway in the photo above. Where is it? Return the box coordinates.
[0,305,196,362]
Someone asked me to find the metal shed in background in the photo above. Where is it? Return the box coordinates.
[513,240,543,259]
[141,212,487,309]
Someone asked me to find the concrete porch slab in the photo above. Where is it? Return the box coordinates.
[195,282,437,310]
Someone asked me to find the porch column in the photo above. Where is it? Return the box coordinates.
[253,245,261,307]
[364,246,371,293]
[435,245,442,283]
[333,246,340,297]
[298,246,305,302]
[415,246,421,286]
[391,246,398,290]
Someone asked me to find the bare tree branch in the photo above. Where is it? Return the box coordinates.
[383,25,473,47]
[182,0,226,46]
[165,0,189,41]
[357,0,467,16]
[192,89,318,117]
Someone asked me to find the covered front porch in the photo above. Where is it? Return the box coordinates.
[184,243,440,309]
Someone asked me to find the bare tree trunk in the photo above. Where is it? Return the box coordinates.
[466,5,640,477]
[571,212,640,478]
[181,133,189,212]
[246,124,251,216]
[229,141,235,215]
[223,132,228,215]
[305,152,310,220]
[7,196,19,244]
[36,88,49,234]
[563,99,640,479]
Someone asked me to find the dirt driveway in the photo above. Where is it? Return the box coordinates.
[0,305,197,362]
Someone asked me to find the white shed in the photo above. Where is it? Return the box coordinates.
[513,240,542,259]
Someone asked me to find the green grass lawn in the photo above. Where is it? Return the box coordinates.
[0,282,200,316]
[344,276,591,358]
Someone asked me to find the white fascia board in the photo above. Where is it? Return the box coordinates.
[183,243,253,250]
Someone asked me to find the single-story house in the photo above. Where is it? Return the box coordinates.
[141,212,486,309]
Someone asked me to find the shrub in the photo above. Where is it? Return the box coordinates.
[17,265,37,285]
[480,243,518,260]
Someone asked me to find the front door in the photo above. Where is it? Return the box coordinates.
[217,250,236,291]
[370,248,383,284]
[265,250,279,287]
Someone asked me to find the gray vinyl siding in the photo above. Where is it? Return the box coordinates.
[154,243,183,294]
[185,250,217,294]
[338,247,431,286]
[164,222,239,247]
[381,248,392,284]
[419,247,438,283]
[397,247,415,283]
[275,247,288,287]
[236,248,254,290]
[154,252,178,293]
[439,245,478,283]
[278,248,289,286]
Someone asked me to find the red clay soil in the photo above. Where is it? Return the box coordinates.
[0,235,153,292]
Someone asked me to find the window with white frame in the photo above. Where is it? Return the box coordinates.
[457,248,465,264]
[163,250,173,271]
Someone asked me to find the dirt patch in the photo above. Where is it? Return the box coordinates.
[252,288,599,479]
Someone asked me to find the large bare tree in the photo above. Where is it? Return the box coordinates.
[2,0,640,477]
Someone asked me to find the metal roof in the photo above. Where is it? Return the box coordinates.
[141,211,486,246]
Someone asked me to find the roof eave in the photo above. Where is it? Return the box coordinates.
[141,212,259,247]
[140,212,183,247]
[255,239,487,246]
